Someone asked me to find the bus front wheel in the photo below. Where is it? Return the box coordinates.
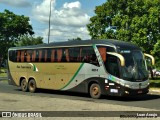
[89,83,101,99]
[28,79,37,93]
[21,79,28,92]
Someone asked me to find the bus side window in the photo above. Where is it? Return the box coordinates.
[65,49,69,62]
[51,49,55,62]
[81,47,98,66]
[9,50,16,62]
[61,49,67,62]
[21,51,25,62]
[82,47,91,62]
[32,50,36,62]
[39,50,42,62]
[41,49,45,62]
[44,49,47,62]
[35,50,39,62]
[106,46,115,52]
[68,48,74,62]
[26,50,32,62]
[77,48,82,62]
[70,47,80,62]
[98,47,106,62]
[47,49,51,62]
[57,49,62,62]
[17,50,21,62]
[24,51,27,62]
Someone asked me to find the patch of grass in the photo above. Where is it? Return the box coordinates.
[0,80,8,83]
[0,73,7,77]
[0,68,7,77]
[149,78,160,88]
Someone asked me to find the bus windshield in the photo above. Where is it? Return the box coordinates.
[120,50,149,81]
[105,50,149,81]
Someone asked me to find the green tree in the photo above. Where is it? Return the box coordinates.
[0,9,34,60]
[68,37,82,41]
[87,0,160,54]
[16,36,43,46]
[152,40,160,69]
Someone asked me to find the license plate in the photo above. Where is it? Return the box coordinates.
[138,90,142,94]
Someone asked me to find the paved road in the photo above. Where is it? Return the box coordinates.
[0,81,160,110]
[0,77,7,80]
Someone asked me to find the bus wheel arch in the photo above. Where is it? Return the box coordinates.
[88,81,102,99]
[20,77,28,92]
[28,78,37,93]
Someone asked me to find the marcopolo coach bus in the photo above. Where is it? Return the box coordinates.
[7,39,155,99]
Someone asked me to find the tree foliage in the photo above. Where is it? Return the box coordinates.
[152,40,160,69]
[0,9,34,59]
[87,0,160,54]
[68,37,82,41]
[87,0,160,68]
[16,36,43,47]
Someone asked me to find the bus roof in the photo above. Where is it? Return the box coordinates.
[9,39,141,50]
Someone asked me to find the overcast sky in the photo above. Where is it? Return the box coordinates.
[0,0,106,43]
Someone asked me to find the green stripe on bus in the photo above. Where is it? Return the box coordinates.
[92,44,96,49]
[60,63,84,90]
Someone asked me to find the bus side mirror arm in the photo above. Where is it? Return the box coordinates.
[144,53,155,66]
[107,52,125,66]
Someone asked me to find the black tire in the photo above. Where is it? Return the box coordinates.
[28,79,37,93]
[20,79,28,92]
[89,83,102,99]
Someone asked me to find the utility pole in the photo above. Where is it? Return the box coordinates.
[48,0,52,44]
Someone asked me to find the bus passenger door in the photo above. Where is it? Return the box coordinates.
[105,54,120,78]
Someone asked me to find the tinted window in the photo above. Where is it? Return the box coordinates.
[97,46,115,62]
[68,47,80,62]
[105,55,120,77]
[46,49,51,62]
[10,46,98,66]
[81,47,98,66]
[9,50,16,62]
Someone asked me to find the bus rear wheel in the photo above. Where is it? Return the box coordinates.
[28,79,37,93]
[89,83,101,99]
[21,79,28,92]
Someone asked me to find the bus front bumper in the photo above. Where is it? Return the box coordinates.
[122,86,149,96]
[104,84,149,96]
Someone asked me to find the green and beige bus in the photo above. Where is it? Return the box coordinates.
[7,39,155,99]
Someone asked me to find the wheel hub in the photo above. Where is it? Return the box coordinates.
[93,87,99,95]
